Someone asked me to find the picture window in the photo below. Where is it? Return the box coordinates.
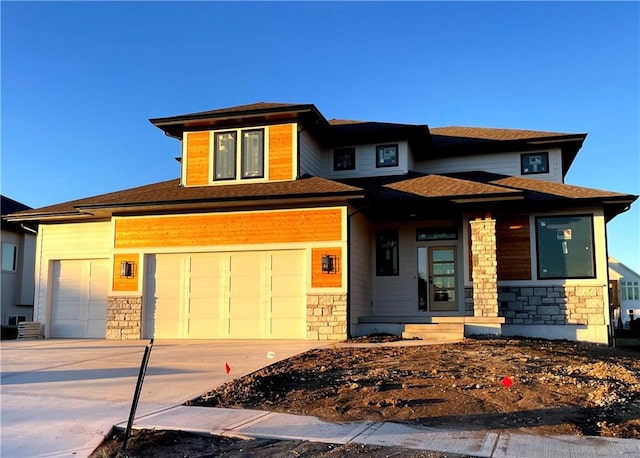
[2,243,17,272]
[333,147,356,171]
[376,144,399,167]
[521,152,549,175]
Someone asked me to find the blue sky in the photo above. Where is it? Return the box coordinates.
[2,1,639,271]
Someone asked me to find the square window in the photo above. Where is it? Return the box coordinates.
[241,129,264,178]
[536,215,595,279]
[214,131,237,180]
[333,147,356,171]
[376,230,399,276]
[376,144,399,167]
[521,152,549,175]
[2,243,17,272]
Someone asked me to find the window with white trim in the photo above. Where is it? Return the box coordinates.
[621,281,640,301]
[213,128,265,181]
[2,243,17,272]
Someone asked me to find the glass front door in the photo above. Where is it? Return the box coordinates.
[417,246,458,312]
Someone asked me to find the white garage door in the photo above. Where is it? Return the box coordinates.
[144,251,306,339]
[50,259,109,338]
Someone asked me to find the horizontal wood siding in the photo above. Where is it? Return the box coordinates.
[496,215,531,280]
[349,212,373,330]
[115,209,342,248]
[112,253,140,292]
[269,123,294,180]
[327,141,410,179]
[186,131,210,186]
[311,247,342,287]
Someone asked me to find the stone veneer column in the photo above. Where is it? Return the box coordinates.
[306,294,347,340]
[106,296,142,339]
[469,218,498,317]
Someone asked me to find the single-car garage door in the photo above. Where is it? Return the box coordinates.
[144,251,306,339]
[50,259,109,338]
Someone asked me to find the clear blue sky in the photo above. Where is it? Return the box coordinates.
[2,1,639,271]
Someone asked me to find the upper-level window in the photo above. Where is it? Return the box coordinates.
[376,144,398,167]
[521,152,549,175]
[536,215,595,279]
[242,129,264,178]
[214,131,237,180]
[2,243,17,272]
[213,128,264,181]
[621,281,639,301]
[333,147,356,171]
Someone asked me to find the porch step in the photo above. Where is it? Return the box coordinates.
[402,323,464,342]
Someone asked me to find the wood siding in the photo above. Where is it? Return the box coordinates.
[327,141,410,179]
[115,209,343,248]
[269,124,294,180]
[311,247,342,288]
[185,131,210,186]
[496,215,531,280]
[349,211,373,329]
[299,130,323,176]
[112,253,140,292]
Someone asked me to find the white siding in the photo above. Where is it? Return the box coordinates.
[414,148,563,182]
[33,221,112,328]
[372,226,416,315]
[349,210,373,333]
[328,141,410,179]
[299,130,324,176]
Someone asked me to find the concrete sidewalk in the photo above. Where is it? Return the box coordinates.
[125,405,640,458]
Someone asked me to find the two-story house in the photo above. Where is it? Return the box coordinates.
[7,102,637,343]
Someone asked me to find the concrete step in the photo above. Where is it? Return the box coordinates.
[401,323,464,342]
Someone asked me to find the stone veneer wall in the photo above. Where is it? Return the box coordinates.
[469,218,498,317]
[106,296,142,339]
[498,286,605,325]
[307,294,347,340]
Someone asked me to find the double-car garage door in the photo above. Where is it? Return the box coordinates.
[144,250,306,339]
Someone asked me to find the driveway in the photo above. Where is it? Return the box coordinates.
[0,339,327,457]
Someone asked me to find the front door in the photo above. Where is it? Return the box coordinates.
[418,246,458,312]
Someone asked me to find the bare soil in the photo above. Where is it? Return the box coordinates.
[92,337,640,457]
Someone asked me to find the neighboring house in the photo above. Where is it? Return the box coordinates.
[609,256,640,329]
[7,102,638,343]
[1,196,37,329]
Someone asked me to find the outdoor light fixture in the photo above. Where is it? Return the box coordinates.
[120,261,135,279]
[321,255,336,273]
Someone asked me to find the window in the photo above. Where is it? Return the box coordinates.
[376,144,398,167]
[214,131,236,180]
[242,129,264,178]
[621,281,640,301]
[2,243,17,272]
[213,128,265,181]
[521,152,549,175]
[376,230,399,276]
[536,215,595,279]
[416,227,458,241]
[333,147,356,171]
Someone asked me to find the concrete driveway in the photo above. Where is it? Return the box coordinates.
[0,339,327,457]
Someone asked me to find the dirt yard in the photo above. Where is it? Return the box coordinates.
[191,337,640,438]
[92,337,640,457]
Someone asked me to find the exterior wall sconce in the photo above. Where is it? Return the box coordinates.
[120,261,136,279]
[321,255,336,273]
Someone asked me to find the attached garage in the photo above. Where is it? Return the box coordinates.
[50,259,109,338]
[144,250,306,339]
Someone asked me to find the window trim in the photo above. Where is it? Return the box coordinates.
[2,242,18,272]
[535,214,596,280]
[209,127,268,183]
[333,147,356,171]
[521,151,549,175]
[376,144,399,168]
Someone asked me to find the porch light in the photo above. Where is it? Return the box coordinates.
[120,261,136,279]
[321,255,336,274]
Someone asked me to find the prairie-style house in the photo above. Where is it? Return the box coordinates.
[8,102,637,343]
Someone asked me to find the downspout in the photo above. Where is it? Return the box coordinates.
[20,224,38,235]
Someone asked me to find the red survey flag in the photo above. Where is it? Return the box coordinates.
[501,376,513,388]
[225,362,231,374]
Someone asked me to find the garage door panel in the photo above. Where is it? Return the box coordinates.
[50,259,108,338]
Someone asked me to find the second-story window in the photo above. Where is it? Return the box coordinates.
[242,129,264,178]
[214,131,236,180]
[333,147,356,171]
